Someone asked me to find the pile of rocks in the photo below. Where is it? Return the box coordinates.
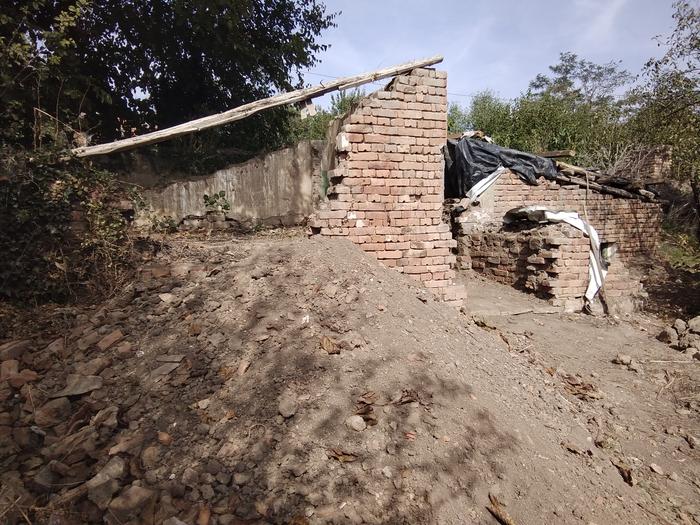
[658,315,700,357]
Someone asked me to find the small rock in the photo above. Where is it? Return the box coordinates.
[167,481,186,498]
[158,293,177,304]
[7,369,39,388]
[97,329,124,351]
[673,319,688,336]
[35,397,72,427]
[50,374,103,398]
[141,445,162,469]
[116,342,133,356]
[91,405,119,428]
[30,465,55,493]
[216,471,231,485]
[204,459,222,475]
[108,485,155,522]
[77,331,101,350]
[233,472,251,485]
[217,515,236,525]
[612,354,632,365]
[163,518,189,525]
[649,463,664,475]
[237,359,250,376]
[75,357,110,376]
[278,394,298,418]
[158,431,173,446]
[345,415,366,432]
[1,359,19,381]
[381,466,393,479]
[669,472,680,482]
[182,467,199,488]
[87,473,120,510]
[679,332,700,350]
[657,327,679,346]
[688,315,700,334]
[0,340,31,361]
[200,484,215,500]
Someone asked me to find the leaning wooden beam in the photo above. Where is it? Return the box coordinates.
[554,173,648,200]
[554,161,654,200]
[73,55,444,157]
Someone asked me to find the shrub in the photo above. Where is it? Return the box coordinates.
[0,147,132,303]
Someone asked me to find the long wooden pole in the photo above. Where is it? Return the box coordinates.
[72,55,444,157]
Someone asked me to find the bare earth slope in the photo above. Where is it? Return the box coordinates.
[1,233,698,524]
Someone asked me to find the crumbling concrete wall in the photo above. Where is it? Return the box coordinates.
[137,141,323,227]
[310,68,466,305]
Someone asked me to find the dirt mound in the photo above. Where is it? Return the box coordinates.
[0,234,697,524]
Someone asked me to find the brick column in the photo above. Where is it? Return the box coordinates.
[310,68,466,306]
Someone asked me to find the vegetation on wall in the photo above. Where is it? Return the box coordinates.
[287,88,366,142]
[0,147,131,302]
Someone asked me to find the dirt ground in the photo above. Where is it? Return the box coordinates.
[1,230,698,525]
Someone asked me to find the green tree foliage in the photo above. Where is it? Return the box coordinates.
[1,0,337,152]
[447,102,470,134]
[452,53,633,170]
[633,1,699,181]
[287,88,365,142]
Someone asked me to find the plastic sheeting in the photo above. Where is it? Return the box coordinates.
[443,138,558,198]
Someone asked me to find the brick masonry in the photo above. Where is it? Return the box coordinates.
[457,222,646,312]
[491,170,662,259]
[309,68,466,306]
[451,169,662,312]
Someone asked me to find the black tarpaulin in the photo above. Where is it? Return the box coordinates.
[443,138,558,198]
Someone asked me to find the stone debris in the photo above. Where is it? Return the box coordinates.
[0,236,697,525]
[345,415,367,432]
[278,393,298,418]
[658,316,700,355]
[50,373,104,398]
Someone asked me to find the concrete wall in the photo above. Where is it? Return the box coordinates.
[139,141,322,227]
[309,68,466,306]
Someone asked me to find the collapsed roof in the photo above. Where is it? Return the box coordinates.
[444,137,659,202]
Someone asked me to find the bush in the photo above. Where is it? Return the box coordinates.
[0,147,132,303]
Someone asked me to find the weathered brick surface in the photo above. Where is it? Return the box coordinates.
[491,170,662,259]
[451,166,660,311]
[457,222,645,311]
[310,69,465,306]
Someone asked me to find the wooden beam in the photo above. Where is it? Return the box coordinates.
[540,149,576,158]
[554,161,654,200]
[73,55,444,158]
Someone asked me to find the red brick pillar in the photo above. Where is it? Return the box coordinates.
[310,68,466,306]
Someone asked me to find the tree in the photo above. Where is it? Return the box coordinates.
[633,0,699,235]
[287,88,365,142]
[529,51,632,106]
[465,91,513,146]
[1,0,337,154]
[447,103,469,134]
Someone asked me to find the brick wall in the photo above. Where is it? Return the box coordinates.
[456,220,646,312]
[309,68,466,305]
[491,170,662,258]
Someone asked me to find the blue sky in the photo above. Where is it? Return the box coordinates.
[301,0,676,107]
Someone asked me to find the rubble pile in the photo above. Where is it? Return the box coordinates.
[1,234,697,525]
[658,316,700,357]
[0,236,469,524]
